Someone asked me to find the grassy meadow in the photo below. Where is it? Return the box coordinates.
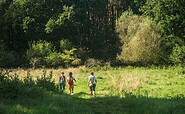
[1,66,185,114]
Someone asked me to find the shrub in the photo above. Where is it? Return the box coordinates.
[60,39,73,50]
[27,40,54,58]
[0,74,23,99]
[29,57,42,69]
[84,58,103,68]
[169,44,185,64]
[116,10,162,65]
[71,58,82,66]
[36,74,58,92]
[0,72,55,99]
[26,40,54,67]
[45,52,63,66]
[61,48,78,66]
[59,39,80,67]
[26,39,80,67]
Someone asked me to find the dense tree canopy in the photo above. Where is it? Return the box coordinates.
[0,0,185,67]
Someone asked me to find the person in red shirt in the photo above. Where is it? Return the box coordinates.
[67,72,76,95]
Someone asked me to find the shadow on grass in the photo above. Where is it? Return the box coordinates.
[75,92,91,97]
[1,93,185,114]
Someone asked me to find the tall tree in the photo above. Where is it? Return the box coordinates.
[141,0,185,38]
[140,0,185,61]
[0,0,13,50]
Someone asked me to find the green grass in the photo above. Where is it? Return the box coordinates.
[1,66,185,114]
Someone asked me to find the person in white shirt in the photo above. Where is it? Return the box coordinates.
[88,72,97,96]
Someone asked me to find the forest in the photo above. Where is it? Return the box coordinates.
[0,0,185,68]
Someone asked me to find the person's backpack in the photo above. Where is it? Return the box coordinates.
[60,76,65,84]
[68,77,73,85]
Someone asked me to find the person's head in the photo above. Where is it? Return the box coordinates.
[91,72,94,75]
[69,72,72,77]
[61,71,64,75]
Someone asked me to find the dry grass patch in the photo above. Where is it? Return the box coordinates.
[111,73,144,94]
[3,66,85,82]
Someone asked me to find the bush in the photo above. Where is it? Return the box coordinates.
[0,74,23,99]
[60,39,73,50]
[26,40,54,68]
[0,72,57,99]
[170,44,185,64]
[36,74,58,92]
[19,76,45,99]
[84,58,103,68]
[71,58,82,66]
[59,39,80,67]
[116,10,162,65]
[26,40,80,67]
[45,52,63,66]
[27,40,54,58]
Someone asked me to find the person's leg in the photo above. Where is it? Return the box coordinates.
[61,84,63,92]
[60,83,63,93]
[61,84,65,92]
[71,84,75,95]
[90,86,93,95]
[93,91,96,96]
[71,88,74,95]
[69,85,71,95]
[93,84,96,96]
[63,85,65,92]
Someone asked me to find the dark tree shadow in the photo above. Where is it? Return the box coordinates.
[71,94,185,114]
[1,93,185,114]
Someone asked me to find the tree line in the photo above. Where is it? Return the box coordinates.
[0,0,185,68]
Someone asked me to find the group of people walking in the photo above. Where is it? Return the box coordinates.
[59,71,97,96]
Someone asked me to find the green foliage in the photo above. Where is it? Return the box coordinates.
[0,72,57,99]
[45,52,63,66]
[20,76,45,99]
[45,39,79,67]
[26,40,54,67]
[1,0,185,67]
[1,0,128,67]
[45,5,74,33]
[26,39,80,67]
[160,35,185,64]
[27,40,53,59]
[116,11,162,65]
[0,51,21,68]
[60,39,73,50]
[45,48,79,67]
[36,74,58,92]
[22,16,35,32]
[59,39,80,66]
[139,0,185,63]
[0,74,22,99]
[0,73,44,99]
[170,44,185,64]
[61,48,77,63]
[141,0,185,37]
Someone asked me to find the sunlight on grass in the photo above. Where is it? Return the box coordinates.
[1,66,185,114]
